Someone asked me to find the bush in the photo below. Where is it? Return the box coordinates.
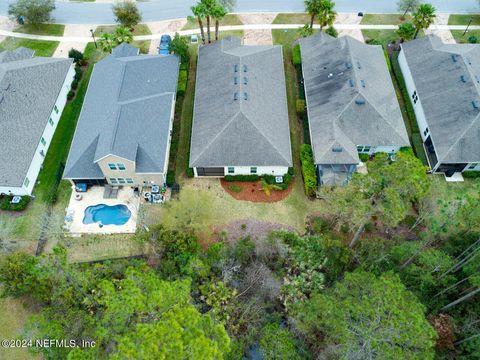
[224,175,259,182]
[300,144,317,197]
[68,48,84,63]
[179,62,188,71]
[296,99,306,115]
[366,38,382,45]
[177,70,188,96]
[186,167,194,178]
[292,44,301,66]
[67,90,75,100]
[325,26,338,38]
[74,66,83,81]
[166,171,175,186]
[71,79,79,90]
[0,195,31,211]
[288,167,294,176]
[462,171,480,178]
[359,153,369,162]
[468,35,478,44]
[228,184,242,193]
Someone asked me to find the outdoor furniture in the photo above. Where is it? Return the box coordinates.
[151,185,160,194]
[143,192,151,201]
[75,183,87,192]
[75,194,82,201]
[10,196,22,204]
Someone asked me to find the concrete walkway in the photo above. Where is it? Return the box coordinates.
[1,23,479,43]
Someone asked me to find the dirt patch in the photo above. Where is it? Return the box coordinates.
[220,179,294,203]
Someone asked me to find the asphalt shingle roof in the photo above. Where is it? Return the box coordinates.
[0,48,72,188]
[299,32,409,165]
[64,44,179,179]
[401,35,480,164]
[189,37,292,168]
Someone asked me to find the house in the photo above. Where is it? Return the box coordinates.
[299,32,410,186]
[64,43,180,188]
[0,48,74,196]
[189,37,292,177]
[399,35,480,176]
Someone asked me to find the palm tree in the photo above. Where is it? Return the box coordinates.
[412,3,436,39]
[202,0,218,44]
[98,33,116,53]
[190,3,206,44]
[299,23,314,38]
[212,3,227,41]
[318,0,337,31]
[397,22,416,42]
[305,0,322,29]
[114,26,133,45]
[260,178,283,197]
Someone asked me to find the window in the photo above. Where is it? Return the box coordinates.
[357,146,372,153]
[126,178,134,184]
[49,118,54,126]
[364,146,371,152]
[357,145,363,152]
[469,163,478,169]
[118,178,126,184]
[108,163,117,170]
[24,177,30,187]
[110,178,118,184]
[117,163,126,170]
[228,167,234,174]
[250,167,257,174]
[54,105,59,114]
[40,137,46,146]
[423,128,429,137]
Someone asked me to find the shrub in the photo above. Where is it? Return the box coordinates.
[288,167,294,176]
[179,62,189,71]
[74,66,83,81]
[68,48,84,63]
[67,90,75,100]
[228,185,242,193]
[468,35,478,44]
[300,144,317,197]
[262,175,276,185]
[359,153,369,162]
[366,38,382,45]
[186,167,194,178]
[0,195,31,211]
[71,79,79,90]
[325,26,338,38]
[296,99,306,115]
[224,175,259,182]
[462,171,480,178]
[166,171,175,186]
[292,44,301,66]
[177,70,188,96]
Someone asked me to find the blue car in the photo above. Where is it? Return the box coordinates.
[159,34,171,55]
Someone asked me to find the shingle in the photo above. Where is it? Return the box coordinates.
[0,49,72,187]
[189,37,292,168]
[401,35,480,164]
[299,33,409,165]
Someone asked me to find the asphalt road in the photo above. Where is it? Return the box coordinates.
[0,0,479,24]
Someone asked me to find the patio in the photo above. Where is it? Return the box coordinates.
[64,185,140,235]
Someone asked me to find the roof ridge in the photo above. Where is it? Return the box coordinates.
[117,91,174,105]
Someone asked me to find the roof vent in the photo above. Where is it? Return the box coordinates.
[451,54,457,63]
[346,62,352,69]
[361,80,366,88]
[243,77,248,85]
[243,65,248,73]
[475,75,480,84]
[234,64,238,73]
[332,146,343,152]
[355,99,366,105]
[466,57,472,65]
[234,77,238,85]
[234,92,238,101]
[356,61,362,69]
[244,92,248,100]
[349,79,355,87]
[460,75,466,83]
[473,100,479,110]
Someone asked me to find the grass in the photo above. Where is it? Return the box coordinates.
[273,13,311,25]
[182,14,243,30]
[362,29,424,49]
[0,37,59,57]
[84,42,108,63]
[360,13,412,25]
[13,23,65,36]
[94,24,152,54]
[448,14,480,26]
[451,30,480,43]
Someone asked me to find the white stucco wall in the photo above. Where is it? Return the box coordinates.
[194,166,289,177]
[1,64,75,196]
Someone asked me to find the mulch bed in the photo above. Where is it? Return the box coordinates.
[220,179,294,203]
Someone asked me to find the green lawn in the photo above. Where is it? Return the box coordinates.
[360,13,412,25]
[182,14,242,30]
[273,13,311,25]
[13,23,65,36]
[451,30,480,43]
[448,14,480,25]
[83,42,108,63]
[94,24,152,53]
[0,37,59,57]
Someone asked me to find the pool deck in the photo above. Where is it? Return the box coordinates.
[65,186,140,235]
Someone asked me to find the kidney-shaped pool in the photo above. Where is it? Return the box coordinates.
[83,204,132,226]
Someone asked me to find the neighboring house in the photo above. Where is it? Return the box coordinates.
[64,43,180,187]
[0,48,74,196]
[299,32,410,186]
[189,37,292,177]
[399,35,480,176]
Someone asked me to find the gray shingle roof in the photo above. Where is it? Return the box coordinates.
[64,45,179,179]
[401,35,480,164]
[299,32,409,165]
[0,48,72,188]
[189,37,292,168]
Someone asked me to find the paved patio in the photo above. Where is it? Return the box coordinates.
[65,186,140,235]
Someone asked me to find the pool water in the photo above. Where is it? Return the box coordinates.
[83,204,131,226]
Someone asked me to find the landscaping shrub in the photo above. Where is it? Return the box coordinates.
[411,133,428,166]
[186,167,194,178]
[224,175,259,182]
[292,44,301,66]
[462,171,480,178]
[67,90,75,100]
[262,174,276,185]
[300,144,317,197]
[0,195,30,211]
[166,171,175,186]
[288,167,294,176]
[359,153,369,162]
[228,184,243,193]
[68,48,84,63]
[74,66,83,81]
[179,62,189,71]
[296,99,306,115]
[325,26,338,38]
[468,35,478,44]
[71,79,79,90]
[177,70,188,96]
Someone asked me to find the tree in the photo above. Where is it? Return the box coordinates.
[397,22,416,42]
[412,3,436,39]
[112,0,141,29]
[325,26,338,37]
[98,32,116,53]
[114,26,133,45]
[190,3,206,44]
[293,271,437,359]
[8,0,55,26]
[304,0,321,29]
[212,2,227,41]
[397,0,420,18]
[68,48,84,63]
[318,0,336,31]
[169,33,190,63]
[299,23,313,38]
[259,323,303,360]
[201,0,218,44]
[218,0,236,12]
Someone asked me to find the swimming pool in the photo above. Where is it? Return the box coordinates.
[83,204,132,226]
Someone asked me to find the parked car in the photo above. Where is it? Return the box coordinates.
[159,34,172,55]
